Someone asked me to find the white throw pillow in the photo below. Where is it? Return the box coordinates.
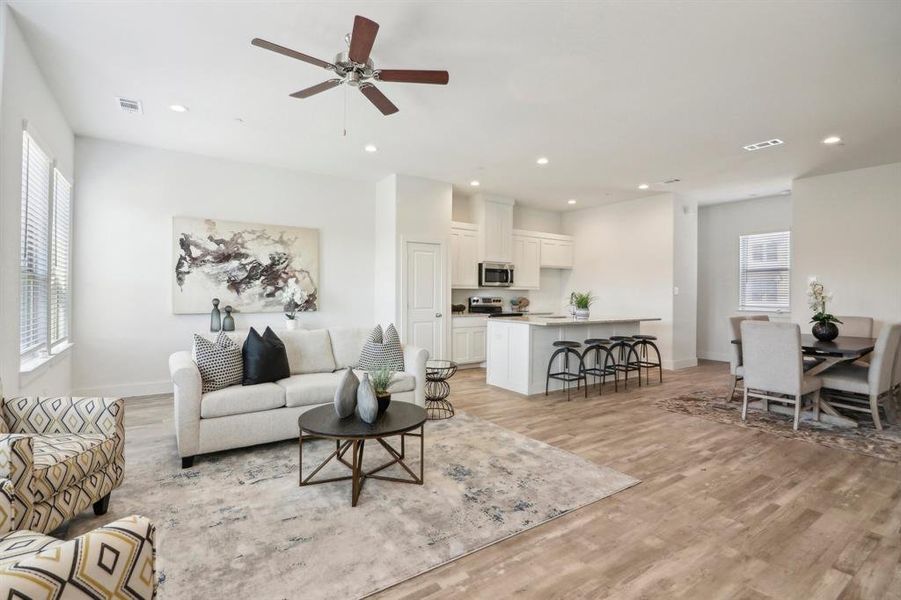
[281,329,337,374]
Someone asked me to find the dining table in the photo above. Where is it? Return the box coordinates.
[731,334,877,427]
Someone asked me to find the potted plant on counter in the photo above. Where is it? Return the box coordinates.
[570,291,595,320]
[807,277,842,341]
[370,367,393,413]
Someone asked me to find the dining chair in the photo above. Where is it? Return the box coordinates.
[727,314,769,400]
[835,316,874,338]
[740,321,822,430]
[819,322,901,430]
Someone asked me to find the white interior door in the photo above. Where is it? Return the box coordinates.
[405,241,445,360]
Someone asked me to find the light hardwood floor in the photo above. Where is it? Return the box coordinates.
[372,362,900,600]
[126,361,899,599]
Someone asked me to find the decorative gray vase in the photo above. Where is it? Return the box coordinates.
[210,298,221,332]
[222,306,235,332]
[334,368,359,418]
[356,373,379,424]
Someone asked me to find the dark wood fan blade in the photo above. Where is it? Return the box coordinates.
[377,69,449,85]
[348,15,379,64]
[251,38,334,70]
[290,79,343,99]
[359,83,398,115]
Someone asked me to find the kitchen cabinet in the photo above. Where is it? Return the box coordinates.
[452,317,488,364]
[540,238,574,268]
[471,194,514,263]
[450,222,479,288]
[512,233,541,289]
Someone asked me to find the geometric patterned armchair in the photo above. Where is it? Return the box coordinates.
[0,481,155,599]
[0,397,125,534]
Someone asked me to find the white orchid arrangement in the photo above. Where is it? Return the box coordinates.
[282,278,308,320]
[806,277,842,325]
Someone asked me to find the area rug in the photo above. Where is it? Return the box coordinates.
[657,390,901,462]
[68,410,639,599]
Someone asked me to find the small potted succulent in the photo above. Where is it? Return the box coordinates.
[570,291,595,320]
[807,277,842,341]
[369,367,393,414]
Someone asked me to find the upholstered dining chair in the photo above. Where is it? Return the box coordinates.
[820,322,901,430]
[728,314,769,400]
[740,321,822,430]
[835,316,874,338]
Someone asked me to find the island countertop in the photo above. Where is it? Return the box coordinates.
[487,315,661,326]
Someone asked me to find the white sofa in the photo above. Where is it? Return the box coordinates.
[169,327,428,467]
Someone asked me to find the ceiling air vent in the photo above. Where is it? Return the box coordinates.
[116,97,143,114]
[743,138,783,152]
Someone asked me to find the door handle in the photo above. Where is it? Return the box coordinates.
[435,313,443,318]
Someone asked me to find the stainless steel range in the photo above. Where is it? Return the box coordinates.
[468,296,523,318]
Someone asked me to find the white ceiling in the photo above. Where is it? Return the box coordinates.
[8,1,901,210]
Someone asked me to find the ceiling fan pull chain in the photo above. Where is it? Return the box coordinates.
[342,83,348,137]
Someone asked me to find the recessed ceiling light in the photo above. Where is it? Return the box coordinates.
[567,199,577,205]
[822,135,842,145]
[470,180,480,187]
[364,144,377,153]
[169,104,189,113]
[536,157,549,165]
[638,183,649,190]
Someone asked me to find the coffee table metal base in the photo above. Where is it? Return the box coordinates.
[298,427,424,507]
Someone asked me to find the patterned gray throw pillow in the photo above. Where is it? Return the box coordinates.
[357,324,404,371]
[193,331,243,393]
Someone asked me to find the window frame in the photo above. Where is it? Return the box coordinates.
[738,230,791,312]
[19,125,74,373]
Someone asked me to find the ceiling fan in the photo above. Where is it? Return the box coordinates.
[252,15,449,116]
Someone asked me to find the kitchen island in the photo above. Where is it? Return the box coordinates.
[486,316,661,395]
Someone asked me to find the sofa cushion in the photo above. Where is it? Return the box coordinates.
[352,370,415,394]
[242,327,291,385]
[358,324,404,371]
[0,530,62,567]
[31,433,115,503]
[201,382,286,418]
[281,329,337,374]
[278,372,342,408]
[328,327,372,370]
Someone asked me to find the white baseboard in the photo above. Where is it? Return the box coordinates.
[74,380,171,399]
[697,351,730,363]
[663,358,699,371]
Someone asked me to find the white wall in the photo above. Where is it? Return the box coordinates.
[513,206,563,234]
[697,195,792,361]
[791,162,901,333]
[562,194,679,368]
[672,197,698,369]
[0,8,74,396]
[72,138,376,396]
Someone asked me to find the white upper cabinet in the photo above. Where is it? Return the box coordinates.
[540,237,574,268]
[451,222,479,288]
[471,194,514,263]
[512,233,541,289]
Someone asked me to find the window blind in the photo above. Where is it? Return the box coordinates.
[51,170,72,345]
[739,231,791,311]
[20,132,52,359]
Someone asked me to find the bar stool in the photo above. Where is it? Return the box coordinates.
[581,338,616,395]
[632,334,663,384]
[608,336,641,391]
[546,341,587,400]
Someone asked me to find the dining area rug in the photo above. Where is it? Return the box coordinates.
[658,390,901,462]
[68,409,639,599]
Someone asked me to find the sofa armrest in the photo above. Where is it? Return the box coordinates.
[0,515,157,599]
[0,435,34,531]
[169,351,202,458]
[403,345,429,407]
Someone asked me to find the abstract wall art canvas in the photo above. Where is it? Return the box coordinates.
[172,217,319,314]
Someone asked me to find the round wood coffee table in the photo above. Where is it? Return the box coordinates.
[298,403,426,507]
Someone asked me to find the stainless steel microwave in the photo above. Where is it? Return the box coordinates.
[478,262,514,287]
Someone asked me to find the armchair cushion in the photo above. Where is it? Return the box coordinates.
[32,433,115,502]
[0,530,61,567]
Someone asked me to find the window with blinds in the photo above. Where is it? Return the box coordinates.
[19,130,72,367]
[738,231,791,311]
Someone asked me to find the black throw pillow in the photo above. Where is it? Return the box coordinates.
[242,326,291,385]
